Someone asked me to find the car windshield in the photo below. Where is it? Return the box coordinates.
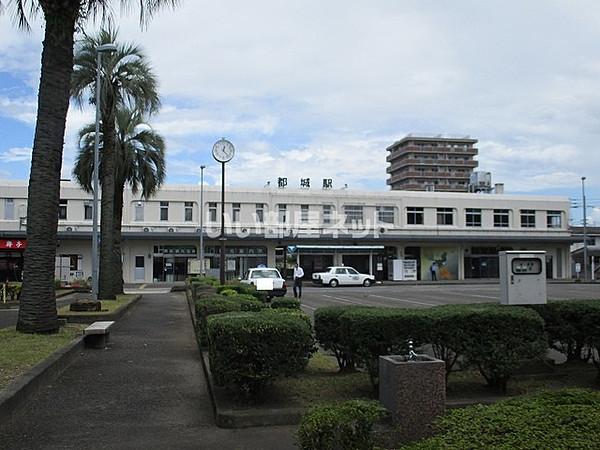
[250,269,280,279]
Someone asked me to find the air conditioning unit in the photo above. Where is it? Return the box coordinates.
[143,227,151,232]
[379,227,386,234]
[168,227,176,232]
[66,226,77,232]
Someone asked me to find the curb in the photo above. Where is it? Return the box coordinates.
[58,294,142,324]
[0,335,85,423]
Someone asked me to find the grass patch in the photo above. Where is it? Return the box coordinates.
[57,294,137,316]
[0,325,84,390]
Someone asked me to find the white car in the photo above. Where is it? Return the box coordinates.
[312,266,375,287]
[240,267,287,298]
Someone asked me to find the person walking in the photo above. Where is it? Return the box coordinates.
[293,263,305,299]
[430,261,438,281]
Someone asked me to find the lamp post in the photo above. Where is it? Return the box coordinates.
[199,165,206,276]
[92,43,117,301]
[211,139,235,285]
[582,176,588,282]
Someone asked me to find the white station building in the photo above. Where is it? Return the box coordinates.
[0,180,573,283]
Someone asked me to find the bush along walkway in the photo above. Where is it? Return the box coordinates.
[0,292,297,450]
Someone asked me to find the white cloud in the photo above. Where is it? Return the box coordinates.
[0,96,37,124]
[0,147,31,162]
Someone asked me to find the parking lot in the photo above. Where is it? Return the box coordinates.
[298,282,600,315]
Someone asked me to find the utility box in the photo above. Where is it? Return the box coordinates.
[499,251,547,305]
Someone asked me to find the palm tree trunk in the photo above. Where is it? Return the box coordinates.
[17,3,80,334]
[113,182,125,295]
[98,111,118,300]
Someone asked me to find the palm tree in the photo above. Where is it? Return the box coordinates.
[71,28,160,299]
[0,1,177,333]
[73,107,166,294]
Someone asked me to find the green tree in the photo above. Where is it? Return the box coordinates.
[73,107,166,294]
[1,0,177,333]
[71,28,160,299]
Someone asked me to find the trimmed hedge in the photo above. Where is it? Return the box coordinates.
[339,307,430,387]
[297,400,387,450]
[270,297,301,310]
[219,288,239,297]
[187,275,220,287]
[531,299,600,362]
[207,310,315,394]
[194,294,265,345]
[216,283,268,303]
[314,306,361,372]
[581,304,600,381]
[317,304,547,391]
[403,389,600,449]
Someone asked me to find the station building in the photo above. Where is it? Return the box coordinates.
[0,180,573,283]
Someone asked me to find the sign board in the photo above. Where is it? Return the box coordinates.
[575,263,581,274]
[402,260,418,281]
[0,239,26,250]
[188,259,202,275]
[376,262,383,271]
[287,245,297,254]
[226,259,236,271]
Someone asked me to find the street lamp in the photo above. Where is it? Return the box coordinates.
[199,165,206,276]
[582,176,588,282]
[91,43,117,301]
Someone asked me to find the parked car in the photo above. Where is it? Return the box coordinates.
[240,267,287,298]
[312,266,375,287]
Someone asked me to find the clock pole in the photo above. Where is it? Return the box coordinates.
[220,161,226,285]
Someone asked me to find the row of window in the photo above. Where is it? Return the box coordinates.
[2,198,563,229]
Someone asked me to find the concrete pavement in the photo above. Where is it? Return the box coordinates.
[0,292,297,450]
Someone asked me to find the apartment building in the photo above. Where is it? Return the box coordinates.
[0,180,572,283]
[386,135,479,192]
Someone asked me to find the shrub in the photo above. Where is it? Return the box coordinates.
[314,306,362,372]
[194,294,265,345]
[339,307,430,387]
[217,283,268,303]
[270,308,312,328]
[531,300,600,362]
[458,304,547,392]
[207,310,315,394]
[403,389,600,449]
[219,288,239,297]
[190,281,218,301]
[54,279,62,289]
[271,297,301,310]
[187,275,219,287]
[297,400,388,450]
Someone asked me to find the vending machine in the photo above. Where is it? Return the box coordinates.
[499,251,547,305]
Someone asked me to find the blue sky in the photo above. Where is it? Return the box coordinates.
[0,1,599,224]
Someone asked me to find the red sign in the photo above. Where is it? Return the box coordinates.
[0,239,27,250]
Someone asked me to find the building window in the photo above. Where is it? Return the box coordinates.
[547,210,562,229]
[58,199,67,220]
[406,207,424,225]
[184,202,193,222]
[521,210,536,228]
[436,208,453,225]
[344,205,363,225]
[4,198,15,220]
[209,202,217,222]
[135,202,144,222]
[84,200,93,220]
[301,204,309,223]
[160,201,169,221]
[465,208,482,227]
[493,209,509,228]
[232,203,241,222]
[322,205,332,224]
[278,204,287,223]
[377,206,395,224]
[255,203,264,223]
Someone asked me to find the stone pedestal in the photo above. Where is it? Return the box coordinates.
[379,355,445,442]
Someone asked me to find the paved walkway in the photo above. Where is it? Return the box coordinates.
[0,293,297,450]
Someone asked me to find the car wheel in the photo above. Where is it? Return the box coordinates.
[329,279,339,288]
[363,279,372,287]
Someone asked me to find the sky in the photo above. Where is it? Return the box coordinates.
[0,0,599,224]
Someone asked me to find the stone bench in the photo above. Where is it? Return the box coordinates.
[84,321,115,349]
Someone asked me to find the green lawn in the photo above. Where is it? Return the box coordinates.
[0,325,83,390]
[57,294,137,316]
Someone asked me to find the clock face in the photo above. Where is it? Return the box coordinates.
[212,139,235,163]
